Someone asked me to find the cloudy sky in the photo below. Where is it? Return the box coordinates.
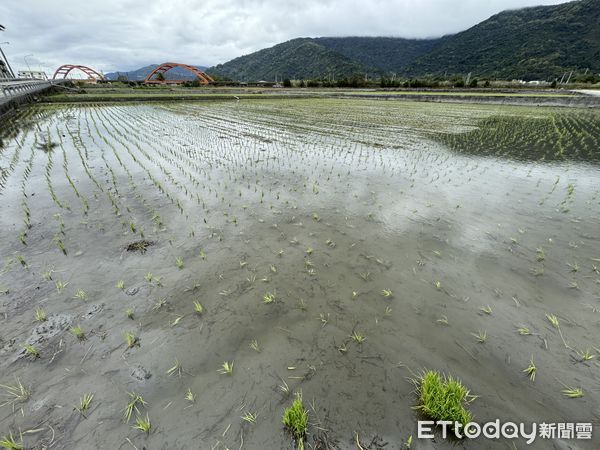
[1,0,568,74]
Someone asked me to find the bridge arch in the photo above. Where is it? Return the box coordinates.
[144,62,213,84]
[53,65,105,81]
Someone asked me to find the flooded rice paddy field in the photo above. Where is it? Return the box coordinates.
[0,98,599,449]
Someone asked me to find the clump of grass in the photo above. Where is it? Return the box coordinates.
[218,361,233,375]
[412,370,474,428]
[523,358,537,381]
[75,393,94,417]
[70,325,86,341]
[0,431,23,450]
[34,308,47,322]
[282,392,309,450]
[132,413,151,434]
[193,300,203,315]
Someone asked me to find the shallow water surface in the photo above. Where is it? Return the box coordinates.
[0,99,599,449]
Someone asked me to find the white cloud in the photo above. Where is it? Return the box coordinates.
[0,0,568,74]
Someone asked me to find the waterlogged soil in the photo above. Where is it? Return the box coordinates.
[0,99,599,449]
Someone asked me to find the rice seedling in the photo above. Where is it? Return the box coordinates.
[241,411,258,424]
[479,305,492,315]
[144,272,153,282]
[384,306,392,317]
[381,289,393,298]
[116,280,125,290]
[436,315,448,325]
[0,431,22,450]
[561,385,584,398]
[305,247,313,255]
[170,315,183,327]
[435,281,442,291]
[23,344,40,359]
[546,313,569,348]
[73,289,87,301]
[123,391,148,423]
[34,308,47,322]
[536,247,545,262]
[55,280,69,292]
[249,339,261,352]
[522,358,537,381]
[350,331,366,344]
[471,330,487,343]
[218,361,234,375]
[185,388,195,403]
[412,370,474,427]
[282,392,309,450]
[318,313,329,327]
[193,300,203,315]
[70,325,86,341]
[132,413,151,434]
[126,308,135,320]
[0,379,30,409]
[517,326,531,335]
[124,332,139,348]
[279,379,290,395]
[75,393,94,417]
[175,257,184,269]
[152,298,167,310]
[576,348,596,361]
[166,359,183,377]
[263,292,276,304]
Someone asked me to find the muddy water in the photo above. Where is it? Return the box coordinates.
[0,99,599,449]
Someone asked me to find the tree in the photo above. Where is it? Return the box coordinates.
[283,78,291,87]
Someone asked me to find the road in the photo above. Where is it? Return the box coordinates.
[573,89,600,97]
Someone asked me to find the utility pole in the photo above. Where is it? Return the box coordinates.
[0,24,15,78]
[0,42,15,78]
[565,70,573,84]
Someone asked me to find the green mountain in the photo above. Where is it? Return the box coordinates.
[208,0,599,82]
[404,0,600,80]
[314,36,447,73]
[209,38,371,81]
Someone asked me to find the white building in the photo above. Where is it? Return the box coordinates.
[18,70,48,80]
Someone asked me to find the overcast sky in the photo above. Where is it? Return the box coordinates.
[1,0,568,75]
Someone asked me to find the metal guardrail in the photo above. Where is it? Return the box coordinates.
[0,79,53,100]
